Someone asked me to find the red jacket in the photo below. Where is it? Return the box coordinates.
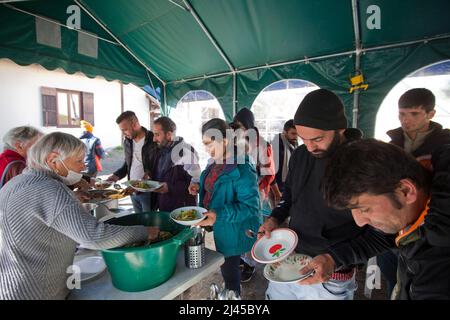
[0,149,26,188]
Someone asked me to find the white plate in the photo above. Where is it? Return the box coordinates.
[251,228,298,264]
[124,180,162,192]
[263,253,313,283]
[73,256,106,282]
[170,206,207,226]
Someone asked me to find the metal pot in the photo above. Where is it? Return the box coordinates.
[93,198,119,220]
[81,203,98,216]
[84,190,119,220]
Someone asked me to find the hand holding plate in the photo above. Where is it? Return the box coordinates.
[153,182,168,194]
[195,210,216,227]
[297,253,336,285]
[258,216,279,239]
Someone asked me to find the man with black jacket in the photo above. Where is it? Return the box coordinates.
[387,88,450,168]
[259,89,394,300]
[377,88,450,297]
[321,139,450,299]
[152,116,201,212]
[107,111,158,213]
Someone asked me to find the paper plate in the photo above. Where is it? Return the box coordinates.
[251,228,298,264]
[263,253,313,283]
[73,256,106,282]
[124,180,162,192]
[170,206,207,226]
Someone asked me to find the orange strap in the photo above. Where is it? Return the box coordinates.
[395,200,429,247]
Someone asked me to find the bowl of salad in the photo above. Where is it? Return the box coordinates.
[170,206,207,226]
[124,180,162,192]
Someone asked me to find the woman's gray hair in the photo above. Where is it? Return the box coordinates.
[3,126,43,151]
[27,132,86,171]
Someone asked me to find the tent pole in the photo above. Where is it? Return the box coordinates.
[169,50,355,84]
[171,71,234,84]
[362,34,450,53]
[163,83,167,116]
[232,72,237,117]
[74,0,165,85]
[168,0,189,12]
[168,32,450,86]
[182,0,234,72]
[3,3,118,45]
[351,0,361,129]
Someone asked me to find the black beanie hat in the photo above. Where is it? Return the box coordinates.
[233,107,255,130]
[294,89,348,130]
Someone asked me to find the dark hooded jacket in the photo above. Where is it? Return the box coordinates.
[152,138,197,212]
[113,127,158,180]
[395,144,450,299]
[387,121,450,158]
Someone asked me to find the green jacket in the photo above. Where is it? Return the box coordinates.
[199,158,261,257]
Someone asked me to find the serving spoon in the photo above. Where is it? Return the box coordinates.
[245,229,265,239]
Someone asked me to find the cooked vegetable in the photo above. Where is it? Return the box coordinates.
[131,181,151,189]
[83,190,120,202]
[94,181,111,190]
[176,209,198,221]
[122,231,173,247]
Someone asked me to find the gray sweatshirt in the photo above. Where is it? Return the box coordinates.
[0,169,148,300]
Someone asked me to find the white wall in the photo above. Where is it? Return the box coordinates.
[123,82,151,129]
[0,58,150,149]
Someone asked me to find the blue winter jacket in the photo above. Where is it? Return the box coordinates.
[199,157,261,257]
[80,132,105,175]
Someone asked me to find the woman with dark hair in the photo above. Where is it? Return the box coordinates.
[231,108,277,281]
[189,118,261,298]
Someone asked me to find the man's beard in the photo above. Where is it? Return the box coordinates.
[130,130,139,140]
[310,131,341,158]
[157,138,171,148]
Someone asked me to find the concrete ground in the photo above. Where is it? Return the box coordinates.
[99,147,388,300]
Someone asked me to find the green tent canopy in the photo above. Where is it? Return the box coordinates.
[1,0,449,136]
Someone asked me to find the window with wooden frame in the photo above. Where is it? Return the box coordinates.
[41,87,94,127]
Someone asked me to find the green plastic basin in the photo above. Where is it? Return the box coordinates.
[101,211,193,292]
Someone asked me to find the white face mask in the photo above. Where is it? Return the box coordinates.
[57,158,83,185]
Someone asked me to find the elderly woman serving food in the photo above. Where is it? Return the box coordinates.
[0,132,159,300]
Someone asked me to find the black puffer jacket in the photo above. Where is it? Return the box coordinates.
[396,144,450,299]
[113,127,158,180]
[271,128,395,263]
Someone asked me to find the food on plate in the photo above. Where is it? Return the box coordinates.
[107,193,125,200]
[176,209,199,221]
[131,181,151,189]
[94,181,112,190]
[82,190,120,202]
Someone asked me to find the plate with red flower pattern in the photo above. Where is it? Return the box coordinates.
[263,253,313,283]
[251,228,298,264]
